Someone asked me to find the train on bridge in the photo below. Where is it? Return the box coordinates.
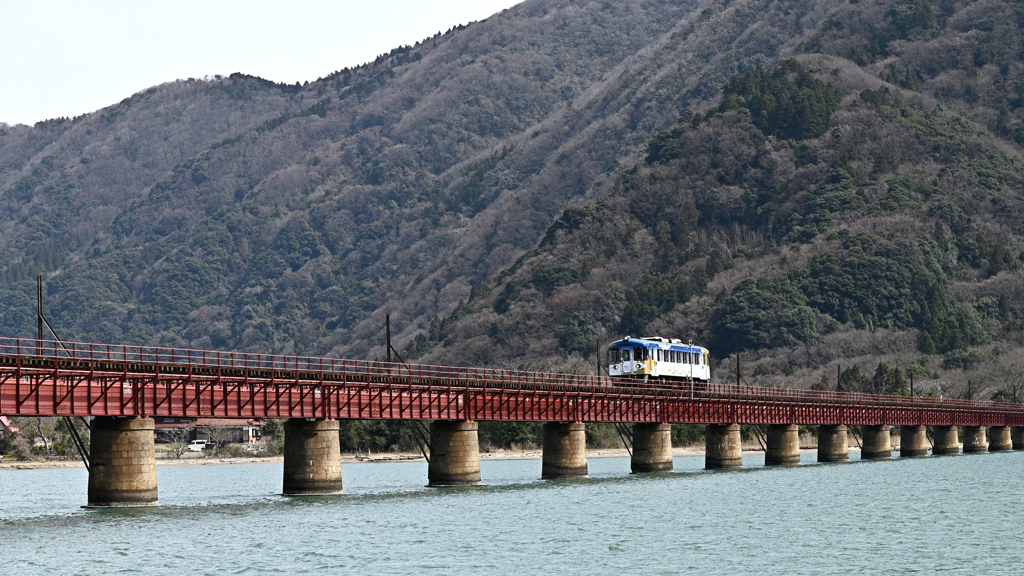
[607,336,710,383]
[4,335,1024,507]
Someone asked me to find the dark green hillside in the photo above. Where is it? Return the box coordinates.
[421,48,1024,400]
[0,0,856,360]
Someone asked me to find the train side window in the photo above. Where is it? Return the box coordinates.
[634,347,646,361]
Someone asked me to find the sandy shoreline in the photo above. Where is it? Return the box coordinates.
[0,445,843,471]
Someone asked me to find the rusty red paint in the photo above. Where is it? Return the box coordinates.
[1,338,1022,426]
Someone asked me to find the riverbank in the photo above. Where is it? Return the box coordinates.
[0,442,853,470]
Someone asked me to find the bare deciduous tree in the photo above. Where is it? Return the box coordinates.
[165,424,192,460]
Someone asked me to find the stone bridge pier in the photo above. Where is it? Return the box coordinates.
[963,426,988,453]
[861,425,892,460]
[705,424,742,469]
[631,423,673,473]
[282,419,344,496]
[765,424,801,465]
[817,425,849,462]
[900,425,929,457]
[428,420,482,486]
[542,422,588,479]
[1013,427,1024,450]
[87,417,159,507]
[989,426,1013,451]
[932,426,960,455]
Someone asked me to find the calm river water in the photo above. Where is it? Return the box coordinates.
[2,450,1022,575]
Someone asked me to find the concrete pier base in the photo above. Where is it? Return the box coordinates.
[932,426,960,455]
[542,422,588,479]
[1013,427,1024,450]
[87,417,158,507]
[705,424,743,469]
[963,426,988,453]
[861,425,892,460]
[765,424,801,465]
[988,426,1013,452]
[428,420,482,486]
[900,425,929,458]
[282,419,343,495]
[631,423,673,473]
[817,425,849,462]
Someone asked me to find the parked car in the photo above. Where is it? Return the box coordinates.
[187,440,208,452]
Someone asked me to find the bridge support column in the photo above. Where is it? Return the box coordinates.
[542,422,588,479]
[988,426,1012,452]
[631,423,673,473]
[705,424,742,469]
[963,426,988,453]
[283,419,343,496]
[1013,427,1024,450]
[860,425,892,460]
[428,420,481,486]
[765,424,801,465]
[932,426,960,455]
[817,425,849,462]
[87,417,158,507]
[900,425,929,457]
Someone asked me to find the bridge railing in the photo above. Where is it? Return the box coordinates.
[0,337,615,388]
[2,337,1022,415]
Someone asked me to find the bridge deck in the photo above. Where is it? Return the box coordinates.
[1,338,1021,426]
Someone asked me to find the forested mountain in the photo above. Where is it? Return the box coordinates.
[411,0,1024,401]
[2,0,1024,401]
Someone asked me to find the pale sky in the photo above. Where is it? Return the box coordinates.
[0,0,523,126]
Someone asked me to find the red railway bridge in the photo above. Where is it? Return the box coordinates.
[2,337,1022,507]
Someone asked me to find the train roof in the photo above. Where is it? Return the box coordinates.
[609,336,707,350]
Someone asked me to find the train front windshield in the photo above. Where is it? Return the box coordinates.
[610,345,652,363]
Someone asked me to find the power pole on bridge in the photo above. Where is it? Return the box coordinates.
[384,314,406,366]
[36,275,91,471]
[386,314,392,364]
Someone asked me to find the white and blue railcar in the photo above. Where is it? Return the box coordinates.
[607,336,710,382]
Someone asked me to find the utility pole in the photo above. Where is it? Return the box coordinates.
[386,314,392,364]
[37,276,43,352]
[36,275,91,470]
[736,353,740,386]
[837,364,842,392]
